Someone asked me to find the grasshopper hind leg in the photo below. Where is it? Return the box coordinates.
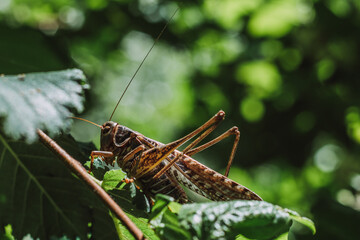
[145,110,241,178]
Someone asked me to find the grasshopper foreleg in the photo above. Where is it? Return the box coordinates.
[89,151,114,173]
[122,144,146,167]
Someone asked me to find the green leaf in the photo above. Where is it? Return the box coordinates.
[286,209,316,235]
[0,69,88,143]
[90,165,158,239]
[178,200,292,240]
[273,232,289,240]
[149,194,175,222]
[150,195,192,240]
[0,134,117,239]
[150,196,315,240]
[85,153,159,239]
[101,170,127,191]
[157,209,192,240]
[0,224,15,240]
[106,184,158,240]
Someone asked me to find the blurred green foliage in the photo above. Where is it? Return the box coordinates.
[1,0,360,239]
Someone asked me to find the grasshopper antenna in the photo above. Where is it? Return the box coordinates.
[70,116,102,128]
[108,7,180,121]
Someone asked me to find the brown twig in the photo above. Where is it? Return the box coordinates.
[37,129,145,240]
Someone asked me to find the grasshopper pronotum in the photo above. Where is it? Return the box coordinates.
[76,8,262,204]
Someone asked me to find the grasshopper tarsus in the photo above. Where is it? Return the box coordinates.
[122,178,134,184]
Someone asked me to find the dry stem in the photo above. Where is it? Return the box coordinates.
[37,129,144,240]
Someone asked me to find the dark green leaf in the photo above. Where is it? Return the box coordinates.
[89,165,157,239]
[85,154,158,239]
[150,195,191,240]
[0,26,67,75]
[0,69,88,143]
[107,184,158,240]
[0,134,117,239]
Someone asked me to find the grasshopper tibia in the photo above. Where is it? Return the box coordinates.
[89,151,114,173]
[131,110,226,179]
[152,111,240,179]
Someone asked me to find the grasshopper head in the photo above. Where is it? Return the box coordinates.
[100,121,117,150]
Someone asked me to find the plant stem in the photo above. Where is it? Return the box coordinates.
[37,129,145,240]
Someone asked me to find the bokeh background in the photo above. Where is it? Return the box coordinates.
[1,0,360,239]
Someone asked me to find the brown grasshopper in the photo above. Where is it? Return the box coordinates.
[88,111,262,203]
[77,8,262,203]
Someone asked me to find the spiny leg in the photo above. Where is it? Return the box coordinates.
[153,125,240,178]
[132,137,188,203]
[133,137,178,179]
[131,110,226,179]
[121,144,146,167]
[149,117,240,178]
[152,123,222,179]
[138,110,226,179]
[121,137,146,180]
[182,122,221,154]
[186,126,240,177]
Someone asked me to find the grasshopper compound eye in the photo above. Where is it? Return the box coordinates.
[101,121,117,135]
[102,125,111,135]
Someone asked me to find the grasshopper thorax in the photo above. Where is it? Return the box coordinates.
[100,121,134,151]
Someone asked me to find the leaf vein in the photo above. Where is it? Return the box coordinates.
[0,133,85,238]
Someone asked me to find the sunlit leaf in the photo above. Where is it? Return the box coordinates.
[101,170,127,191]
[178,200,292,240]
[0,69,87,143]
[151,198,315,240]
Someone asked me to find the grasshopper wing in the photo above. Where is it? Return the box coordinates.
[169,153,262,201]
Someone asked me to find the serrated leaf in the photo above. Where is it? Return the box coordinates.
[0,69,88,143]
[0,134,117,239]
[178,200,292,240]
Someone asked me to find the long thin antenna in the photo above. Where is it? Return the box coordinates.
[108,7,180,121]
[70,117,102,128]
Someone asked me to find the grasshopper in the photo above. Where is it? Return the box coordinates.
[77,8,262,204]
